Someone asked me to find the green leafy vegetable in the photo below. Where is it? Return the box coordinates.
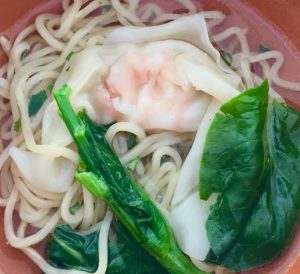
[127,133,137,149]
[161,155,171,165]
[220,50,233,66]
[66,51,74,61]
[46,221,168,274]
[47,83,54,92]
[108,221,168,274]
[200,81,268,201]
[200,80,268,265]
[46,224,98,272]
[200,80,300,271]
[28,90,47,117]
[259,44,272,53]
[127,157,139,172]
[14,119,21,132]
[20,49,28,61]
[53,85,204,274]
[97,122,114,135]
[69,202,82,215]
[97,0,111,11]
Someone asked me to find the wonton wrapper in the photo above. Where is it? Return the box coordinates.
[10,147,76,193]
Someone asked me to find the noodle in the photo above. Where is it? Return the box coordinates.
[0,1,299,274]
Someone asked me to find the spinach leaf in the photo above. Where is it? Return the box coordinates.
[46,221,168,274]
[66,51,74,61]
[97,0,112,11]
[69,201,82,215]
[127,133,137,149]
[161,155,171,165]
[200,80,268,200]
[47,83,54,92]
[259,44,272,53]
[28,90,47,117]
[108,222,168,274]
[200,80,268,265]
[200,80,300,271]
[46,224,98,272]
[220,50,233,66]
[53,85,205,274]
[14,119,21,132]
[20,49,28,61]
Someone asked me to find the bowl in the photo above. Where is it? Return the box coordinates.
[0,1,300,273]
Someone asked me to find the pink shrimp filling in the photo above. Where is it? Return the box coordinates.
[95,47,210,132]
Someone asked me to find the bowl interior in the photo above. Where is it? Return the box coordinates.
[1,1,300,273]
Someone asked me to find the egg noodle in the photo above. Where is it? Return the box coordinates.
[0,1,299,274]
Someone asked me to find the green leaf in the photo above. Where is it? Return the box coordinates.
[46,221,168,274]
[127,158,139,172]
[20,49,28,61]
[28,90,47,117]
[200,80,268,200]
[200,80,300,271]
[103,4,111,11]
[66,51,74,61]
[127,133,137,149]
[69,202,82,215]
[47,83,54,92]
[161,155,171,165]
[14,119,21,132]
[107,222,168,274]
[259,44,272,53]
[46,224,98,272]
[97,0,111,11]
[220,50,233,66]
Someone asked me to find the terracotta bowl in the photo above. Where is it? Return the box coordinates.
[1,1,300,274]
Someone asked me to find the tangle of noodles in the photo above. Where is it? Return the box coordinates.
[0,1,299,274]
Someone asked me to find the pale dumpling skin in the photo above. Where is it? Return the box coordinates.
[97,41,212,132]
[43,39,238,146]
